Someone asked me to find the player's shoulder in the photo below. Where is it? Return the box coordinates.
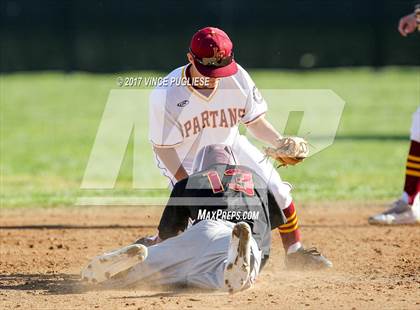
[172,173,213,197]
[235,63,250,76]
[149,65,187,107]
[229,164,267,187]
[165,65,186,83]
[229,63,255,89]
[152,65,185,90]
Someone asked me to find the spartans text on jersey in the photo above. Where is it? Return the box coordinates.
[183,108,246,138]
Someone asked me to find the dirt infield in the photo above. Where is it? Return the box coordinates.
[1,203,419,309]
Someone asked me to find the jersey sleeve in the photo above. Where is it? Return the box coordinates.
[157,179,190,240]
[239,68,268,125]
[149,88,184,148]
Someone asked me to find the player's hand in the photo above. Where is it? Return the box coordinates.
[398,13,417,37]
[264,136,309,167]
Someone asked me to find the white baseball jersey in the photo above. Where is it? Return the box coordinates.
[149,64,293,210]
[149,64,267,176]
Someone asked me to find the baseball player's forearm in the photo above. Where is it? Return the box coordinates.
[153,146,189,181]
[246,115,283,147]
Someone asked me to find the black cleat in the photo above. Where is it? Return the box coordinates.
[285,247,332,270]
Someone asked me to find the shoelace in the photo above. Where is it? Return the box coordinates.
[301,247,321,256]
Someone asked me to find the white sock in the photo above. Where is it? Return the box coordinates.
[401,192,409,204]
[287,242,302,255]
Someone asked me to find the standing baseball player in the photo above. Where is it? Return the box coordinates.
[149,26,332,267]
[369,5,420,225]
[81,145,288,292]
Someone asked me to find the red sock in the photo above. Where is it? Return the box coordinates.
[404,140,420,205]
[278,202,301,253]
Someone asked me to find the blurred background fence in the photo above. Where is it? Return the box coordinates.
[1,0,419,72]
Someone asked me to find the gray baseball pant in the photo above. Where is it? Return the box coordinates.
[106,219,262,290]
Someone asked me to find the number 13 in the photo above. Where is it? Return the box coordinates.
[206,169,255,196]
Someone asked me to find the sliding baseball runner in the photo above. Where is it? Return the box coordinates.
[81,145,287,293]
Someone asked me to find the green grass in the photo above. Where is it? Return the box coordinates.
[1,68,419,207]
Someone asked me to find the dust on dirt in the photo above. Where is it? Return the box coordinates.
[1,203,419,309]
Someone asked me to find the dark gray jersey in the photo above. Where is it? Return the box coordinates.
[158,163,286,260]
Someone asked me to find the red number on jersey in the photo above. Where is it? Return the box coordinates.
[224,168,255,196]
[206,170,225,194]
[205,169,255,196]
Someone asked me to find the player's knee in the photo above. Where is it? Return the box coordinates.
[267,180,293,208]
